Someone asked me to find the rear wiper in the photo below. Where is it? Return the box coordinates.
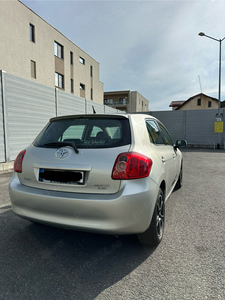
[44,142,79,154]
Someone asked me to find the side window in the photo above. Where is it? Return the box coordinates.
[157,122,173,146]
[146,120,164,145]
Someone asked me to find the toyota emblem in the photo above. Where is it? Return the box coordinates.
[55,148,70,159]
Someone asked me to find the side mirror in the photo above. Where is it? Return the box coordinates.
[175,140,187,149]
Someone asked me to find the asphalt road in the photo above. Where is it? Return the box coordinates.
[0,149,225,300]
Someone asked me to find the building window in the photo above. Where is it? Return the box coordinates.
[29,24,35,43]
[54,41,64,59]
[104,99,113,105]
[119,98,127,104]
[79,56,85,65]
[71,79,74,93]
[70,52,73,65]
[31,60,36,79]
[80,83,85,90]
[208,101,212,108]
[197,98,201,106]
[90,65,93,77]
[91,88,93,100]
[55,72,64,89]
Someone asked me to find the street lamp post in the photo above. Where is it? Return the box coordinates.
[199,32,225,148]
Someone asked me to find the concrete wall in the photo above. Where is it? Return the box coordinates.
[0,0,103,103]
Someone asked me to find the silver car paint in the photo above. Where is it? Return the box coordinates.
[19,144,131,194]
[10,172,159,234]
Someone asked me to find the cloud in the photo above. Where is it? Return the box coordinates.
[22,0,225,110]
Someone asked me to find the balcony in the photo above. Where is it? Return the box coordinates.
[104,100,127,106]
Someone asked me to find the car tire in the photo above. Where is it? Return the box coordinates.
[137,188,165,246]
[175,164,183,190]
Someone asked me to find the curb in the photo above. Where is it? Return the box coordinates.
[0,161,14,173]
[0,204,11,209]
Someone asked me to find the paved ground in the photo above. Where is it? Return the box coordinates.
[0,149,225,300]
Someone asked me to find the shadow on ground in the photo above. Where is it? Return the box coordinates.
[1,210,155,299]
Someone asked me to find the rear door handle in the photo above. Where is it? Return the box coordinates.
[161,156,165,163]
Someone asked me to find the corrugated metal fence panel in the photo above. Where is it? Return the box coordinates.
[0,72,5,162]
[149,110,185,142]
[150,109,225,146]
[104,105,119,114]
[5,73,55,160]
[86,99,105,114]
[185,109,219,145]
[57,91,85,116]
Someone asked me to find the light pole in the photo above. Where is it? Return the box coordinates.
[199,32,225,148]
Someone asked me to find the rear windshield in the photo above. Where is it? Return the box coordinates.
[33,116,131,149]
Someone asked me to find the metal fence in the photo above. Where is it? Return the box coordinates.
[0,71,121,163]
[1,70,224,163]
[149,109,225,147]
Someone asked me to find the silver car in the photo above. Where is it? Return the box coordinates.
[9,113,186,246]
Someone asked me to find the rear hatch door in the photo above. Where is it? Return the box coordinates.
[18,115,131,194]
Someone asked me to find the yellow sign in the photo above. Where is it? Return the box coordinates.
[214,121,224,133]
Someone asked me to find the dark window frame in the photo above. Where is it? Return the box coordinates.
[54,41,64,59]
[29,23,35,43]
[31,60,36,79]
[80,83,85,90]
[70,51,73,65]
[79,56,85,65]
[55,72,64,89]
[71,79,74,93]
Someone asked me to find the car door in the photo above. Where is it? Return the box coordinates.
[157,121,180,183]
[146,120,176,193]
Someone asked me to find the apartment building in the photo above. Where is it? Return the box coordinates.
[104,90,149,112]
[0,0,103,104]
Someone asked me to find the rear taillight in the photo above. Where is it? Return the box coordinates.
[112,152,152,180]
[14,150,26,173]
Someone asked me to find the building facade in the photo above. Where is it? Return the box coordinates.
[169,93,218,110]
[0,0,103,104]
[104,90,149,112]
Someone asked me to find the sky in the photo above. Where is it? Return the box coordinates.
[21,0,225,111]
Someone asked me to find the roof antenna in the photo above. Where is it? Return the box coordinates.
[198,75,203,93]
[92,106,96,114]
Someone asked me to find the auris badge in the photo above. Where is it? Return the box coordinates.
[55,148,70,159]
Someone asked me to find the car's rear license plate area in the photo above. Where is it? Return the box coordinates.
[39,169,84,185]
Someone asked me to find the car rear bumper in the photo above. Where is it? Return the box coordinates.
[9,174,159,235]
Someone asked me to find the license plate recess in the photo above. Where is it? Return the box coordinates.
[39,169,84,185]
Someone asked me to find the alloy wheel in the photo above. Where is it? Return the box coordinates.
[156,193,164,239]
